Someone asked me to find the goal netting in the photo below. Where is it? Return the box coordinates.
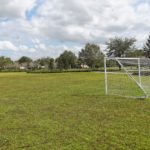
[104,57,150,98]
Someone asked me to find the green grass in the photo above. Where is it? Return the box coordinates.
[0,72,150,150]
[107,73,150,98]
[107,73,146,98]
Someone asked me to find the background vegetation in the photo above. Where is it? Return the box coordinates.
[0,35,150,72]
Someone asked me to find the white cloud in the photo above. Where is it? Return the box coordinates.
[29,0,150,44]
[0,40,36,54]
[19,45,36,52]
[0,41,18,51]
[0,0,150,59]
[0,0,36,19]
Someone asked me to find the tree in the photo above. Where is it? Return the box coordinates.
[18,56,32,64]
[35,57,54,70]
[56,51,77,69]
[18,56,32,69]
[0,56,13,70]
[106,37,136,70]
[48,58,55,70]
[106,37,136,57]
[144,35,150,58]
[126,49,145,58]
[79,43,104,68]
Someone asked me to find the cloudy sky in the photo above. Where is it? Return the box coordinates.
[0,0,150,60]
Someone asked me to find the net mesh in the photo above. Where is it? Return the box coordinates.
[106,58,150,98]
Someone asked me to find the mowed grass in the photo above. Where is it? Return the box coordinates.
[107,73,146,98]
[0,72,150,150]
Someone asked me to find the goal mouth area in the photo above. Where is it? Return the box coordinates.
[104,57,150,99]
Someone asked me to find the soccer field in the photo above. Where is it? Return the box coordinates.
[0,72,150,149]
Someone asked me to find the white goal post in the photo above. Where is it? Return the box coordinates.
[104,57,150,98]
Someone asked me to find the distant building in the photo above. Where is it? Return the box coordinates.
[81,64,89,69]
[20,66,26,70]
[41,66,46,69]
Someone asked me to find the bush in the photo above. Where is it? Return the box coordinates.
[27,68,102,74]
[132,71,150,76]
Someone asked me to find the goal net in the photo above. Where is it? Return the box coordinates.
[104,57,150,98]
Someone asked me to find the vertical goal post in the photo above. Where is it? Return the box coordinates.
[104,57,150,99]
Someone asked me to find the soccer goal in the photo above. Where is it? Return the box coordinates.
[104,57,150,98]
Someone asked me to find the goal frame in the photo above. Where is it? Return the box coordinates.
[104,57,148,99]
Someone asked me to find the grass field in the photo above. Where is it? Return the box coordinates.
[0,72,150,150]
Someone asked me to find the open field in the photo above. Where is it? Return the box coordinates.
[0,72,150,149]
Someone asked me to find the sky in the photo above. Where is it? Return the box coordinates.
[0,0,150,60]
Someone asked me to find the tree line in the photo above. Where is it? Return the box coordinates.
[0,35,150,71]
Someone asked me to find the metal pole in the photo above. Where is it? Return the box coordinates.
[138,58,142,86]
[104,57,108,95]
